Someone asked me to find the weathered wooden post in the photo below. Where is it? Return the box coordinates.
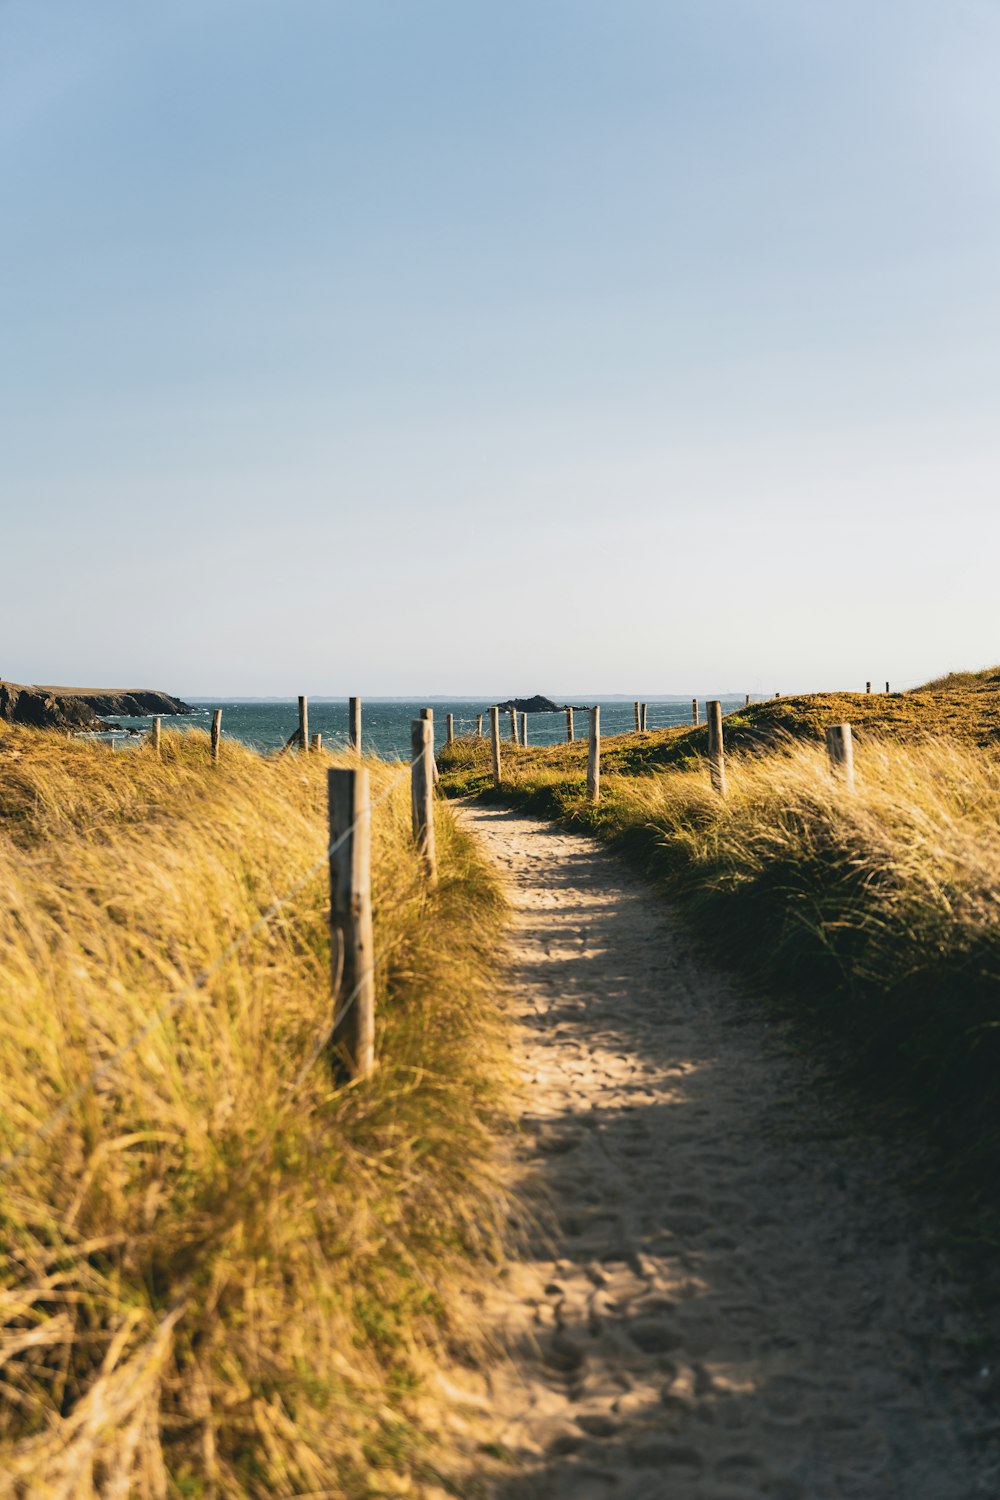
[866,681,872,695]
[446,712,454,745]
[641,702,648,732]
[311,733,323,752]
[691,699,699,726]
[349,696,361,751]
[509,707,518,744]
[521,712,528,745]
[490,705,502,787]
[411,718,437,885]
[566,707,574,742]
[418,708,438,785]
[211,709,222,763]
[745,694,751,706]
[298,696,309,751]
[150,717,161,757]
[885,681,890,694]
[328,767,376,1078]
[476,713,484,737]
[707,699,727,796]
[634,701,641,732]
[826,723,855,791]
[587,706,601,803]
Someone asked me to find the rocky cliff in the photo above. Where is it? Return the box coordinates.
[0,681,193,730]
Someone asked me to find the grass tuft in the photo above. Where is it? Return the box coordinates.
[439,722,1000,1219]
[914,664,1000,693]
[0,725,511,1496]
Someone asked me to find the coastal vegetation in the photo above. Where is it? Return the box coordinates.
[0,726,510,1496]
[438,681,1000,1226]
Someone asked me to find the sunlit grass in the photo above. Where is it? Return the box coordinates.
[440,727,1000,1203]
[0,725,511,1496]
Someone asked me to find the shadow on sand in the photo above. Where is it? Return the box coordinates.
[459,807,992,1500]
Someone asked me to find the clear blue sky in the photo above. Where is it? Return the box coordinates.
[2,0,998,695]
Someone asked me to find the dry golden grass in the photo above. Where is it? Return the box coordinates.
[914,664,1000,692]
[0,726,511,1497]
[438,688,1000,800]
[439,729,1000,1208]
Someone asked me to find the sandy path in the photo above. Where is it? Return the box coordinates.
[451,804,996,1500]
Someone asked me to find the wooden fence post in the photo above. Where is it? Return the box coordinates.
[446,712,454,745]
[865,681,871,695]
[150,717,161,757]
[418,708,438,785]
[299,696,309,750]
[566,707,574,742]
[885,681,890,694]
[745,694,751,706]
[211,709,222,763]
[634,701,641,732]
[826,723,855,791]
[521,712,528,745]
[587,706,600,802]
[509,707,518,744]
[490,706,502,787]
[328,767,376,1078]
[411,719,437,884]
[641,702,648,732]
[476,713,484,737]
[311,733,323,752]
[349,696,361,751]
[413,708,428,830]
[691,698,699,726]
[707,699,727,796]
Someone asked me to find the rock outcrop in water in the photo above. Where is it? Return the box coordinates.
[0,681,193,731]
[493,695,564,713]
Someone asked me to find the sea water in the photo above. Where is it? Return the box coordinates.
[96,698,751,757]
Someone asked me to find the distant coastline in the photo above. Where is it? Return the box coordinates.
[0,681,192,732]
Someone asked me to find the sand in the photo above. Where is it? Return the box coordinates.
[444,804,997,1500]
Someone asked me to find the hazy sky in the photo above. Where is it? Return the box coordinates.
[2,0,998,695]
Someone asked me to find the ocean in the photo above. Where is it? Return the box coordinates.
[97,697,752,758]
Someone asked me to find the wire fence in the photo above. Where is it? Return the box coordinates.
[441,701,756,745]
[0,691,862,1459]
[74,697,779,758]
[13,691,794,1174]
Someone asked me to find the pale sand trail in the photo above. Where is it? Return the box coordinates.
[448,804,997,1500]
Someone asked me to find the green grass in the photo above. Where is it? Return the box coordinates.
[0,726,511,1497]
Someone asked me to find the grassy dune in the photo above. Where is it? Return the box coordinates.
[439,701,1000,1223]
[443,688,1000,799]
[0,727,510,1496]
[915,664,1000,693]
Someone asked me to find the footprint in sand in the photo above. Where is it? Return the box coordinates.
[446,804,999,1500]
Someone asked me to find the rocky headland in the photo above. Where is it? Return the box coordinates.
[0,681,193,731]
[493,695,564,713]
